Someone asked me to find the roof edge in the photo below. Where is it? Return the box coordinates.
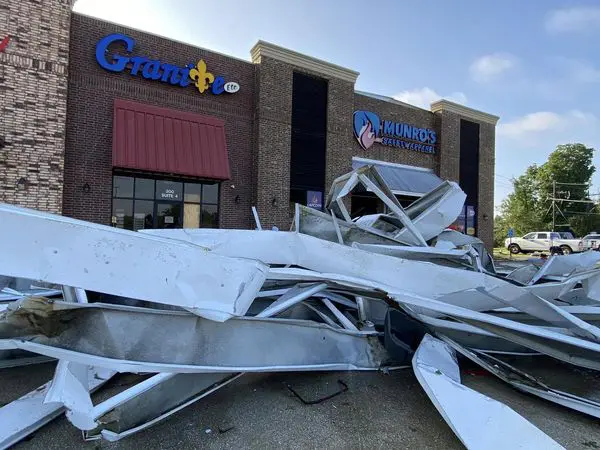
[250,40,359,83]
[430,100,500,125]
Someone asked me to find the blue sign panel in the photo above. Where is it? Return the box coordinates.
[508,228,514,238]
[353,110,436,154]
[307,191,323,210]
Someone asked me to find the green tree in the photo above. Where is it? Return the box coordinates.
[499,143,596,237]
[493,215,510,247]
[500,165,547,236]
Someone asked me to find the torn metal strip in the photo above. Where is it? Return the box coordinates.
[0,299,385,373]
[97,373,243,441]
[412,334,563,450]
[391,291,600,371]
[142,229,537,315]
[357,173,428,246]
[0,366,114,449]
[0,203,268,322]
[330,210,344,245]
[251,206,262,230]
[440,335,600,420]
[417,315,538,355]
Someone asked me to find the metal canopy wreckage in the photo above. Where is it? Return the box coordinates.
[1,165,600,449]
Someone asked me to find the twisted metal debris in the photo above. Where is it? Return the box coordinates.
[1,165,599,449]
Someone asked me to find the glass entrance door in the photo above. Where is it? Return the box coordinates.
[155,202,182,229]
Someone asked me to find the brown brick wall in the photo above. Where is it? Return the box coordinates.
[0,0,72,213]
[253,57,446,230]
[478,122,495,251]
[254,56,293,229]
[64,13,256,228]
[436,109,495,250]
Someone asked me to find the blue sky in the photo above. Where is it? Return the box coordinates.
[74,0,600,210]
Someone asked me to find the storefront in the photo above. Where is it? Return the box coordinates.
[1,6,499,249]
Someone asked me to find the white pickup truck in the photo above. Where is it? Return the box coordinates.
[504,231,583,255]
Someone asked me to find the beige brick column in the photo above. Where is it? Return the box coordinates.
[0,0,73,213]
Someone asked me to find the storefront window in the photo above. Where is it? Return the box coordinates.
[113,176,134,198]
[111,175,219,231]
[135,178,155,200]
[112,198,133,229]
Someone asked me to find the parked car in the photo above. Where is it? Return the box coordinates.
[504,231,583,255]
[581,233,600,251]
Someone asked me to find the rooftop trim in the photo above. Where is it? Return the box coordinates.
[430,100,500,125]
[250,40,359,83]
[354,90,429,112]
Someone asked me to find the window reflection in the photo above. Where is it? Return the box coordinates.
[112,175,219,231]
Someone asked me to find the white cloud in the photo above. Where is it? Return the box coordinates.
[469,54,517,83]
[545,6,600,33]
[498,110,597,142]
[392,87,467,109]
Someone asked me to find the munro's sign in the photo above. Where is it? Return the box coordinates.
[353,110,436,154]
[95,33,240,95]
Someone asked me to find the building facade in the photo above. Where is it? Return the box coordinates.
[1,2,499,249]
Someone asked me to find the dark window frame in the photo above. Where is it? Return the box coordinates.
[111,173,220,231]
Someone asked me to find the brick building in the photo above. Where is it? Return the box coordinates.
[1,4,499,249]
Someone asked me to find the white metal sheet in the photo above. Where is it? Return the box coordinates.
[0,203,268,322]
[413,334,563,450]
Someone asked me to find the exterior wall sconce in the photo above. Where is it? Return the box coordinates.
[83,183,91,193]
[16,177,27,191]
[272,197,278,207]
[482,214,489,221]
[234,195,240,204]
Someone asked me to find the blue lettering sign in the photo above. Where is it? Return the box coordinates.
[383,121,395,135]
[94,33,239,95]
[95,33,134,72]
[353,110,437,153]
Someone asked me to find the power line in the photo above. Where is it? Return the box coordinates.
[554,182,591,186]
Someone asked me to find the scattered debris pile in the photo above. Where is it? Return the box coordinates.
[1,165,600,449]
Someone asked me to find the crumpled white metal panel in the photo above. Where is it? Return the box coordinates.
[412,334,563,450]
[0,203,268,322]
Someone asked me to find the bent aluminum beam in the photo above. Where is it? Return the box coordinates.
[0,299,386,373]
[256,283,328,318]
[417,315,537,355]
[86,373,242,441]
[141,229,555,317]
[412,334,563,450]
[295,204,403,245]
[440,335,600,420]
[0,366,113,449]
[0,203,268,322]
[391,291,600,371]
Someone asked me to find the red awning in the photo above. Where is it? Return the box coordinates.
[112,99,231,180]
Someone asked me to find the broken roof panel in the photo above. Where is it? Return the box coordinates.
[0,203,267,322]
[352,158,444,197]
[412,334,563,449]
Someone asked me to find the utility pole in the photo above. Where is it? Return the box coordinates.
[552,180,556,232]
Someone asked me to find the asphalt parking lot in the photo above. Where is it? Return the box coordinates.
[3,358,600,450]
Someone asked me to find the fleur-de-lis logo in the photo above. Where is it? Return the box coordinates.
[189,60,214,93]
